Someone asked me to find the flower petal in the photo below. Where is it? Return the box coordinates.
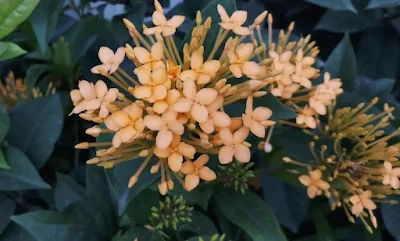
[299,175,311,186]
[253,107,272,121]
[234,144,250,163]
[180,70,198,81]
[195,88,218,105]
[202,60,221,78]
[219,145,234,164]
[185,174,200,191]
[180,160,194,174]
[98,47,114,64]
[174,98,193,113]
[231,11,247,25]
[237,43,254,60]
[232,26,250,35]
[156,129,173,149]
[151,42,164,61]
[199,167,216,181]
[213,111,231,127]
[95,80,108,98]
[168,152,183,172]
[178,142,196,158]
[217,4,230,22]
[220,128,234,146]
[133,47,151,64]
[191,103,209,123]
[191,48,204,71]
[153,11,167,25]
[233,126,249,144]
[144,114,165,130]
[167,15,185,28]
[162,26,176,36]
[183,79,197,99]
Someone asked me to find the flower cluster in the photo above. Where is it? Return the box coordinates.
[0,72,56,109]
[284,98,400,232]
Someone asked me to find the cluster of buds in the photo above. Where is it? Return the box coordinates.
[150,195,193,230]
[219,161,255,193]
[284,98,400,232]
[0,72,56,109]
[70,0,343,196]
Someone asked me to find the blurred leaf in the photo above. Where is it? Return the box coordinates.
[366,0,400,8]
[11,210,111,241]
[120,189,159,226]
[168,184,213,210]
[324,33,357,92]
[0,149,10,169]
[262,174,309,233]
[311,202,336,241]
[357,77,398,108]
[29,0,63,53]
[364,226,382,241]
[316,10,380,33]
[303,0,356,12]
[53,38,72,68]
[215,190,287,241]
[0,42,26,60]
[0,0,40,40]
[7,94,63,169]
[54,173,85,211]
[0,194,16,234]
[0,146,50,190]
[381,195,400,239]
[112,227,165,241]
[0,223,36,241]
[177,211,219,240]
[356,26,399,79]
[0,102,10,143]
[24,64,49,90]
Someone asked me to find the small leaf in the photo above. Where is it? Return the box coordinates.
[7,94,63,169]
[303,0,356,13]
[0,102,10,143]
[324,33,357,92]
[54,173,85,211]
[366,0,400,9]
[0,146,50,190]
[262,174,309,233]
[29,0,63,53]
[356,26,399,79]
[0,0,40,40]
[0,42,27,60]
[215,190,287,241]
[0,194,17,234]
[0,149,10,169]
[316,10,380,33]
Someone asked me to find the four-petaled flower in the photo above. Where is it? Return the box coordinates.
[134,42,165,70]
[133,67,170,106]
[299,169,330,198]
[180,154,217,191]
[228,43,259,78]
[218,126,251,164]
[217,4,250,35]
[91,47,125,74]
[242,96,275,138]
[349,190,377,216]
[296,105,317,129]
[382,161,400,189]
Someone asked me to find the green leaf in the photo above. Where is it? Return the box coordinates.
[0,42,27,60]
[168,184,213,210]
[256,93,297,121]
[112,228,165,241]
[7,94,63,169]
[177,211,219,240]
[324,33,357,92]
[24,64,49,90]
[0,102,10,143]
[215,190,287,241]
[0,223,36,241]
[0,194,16,234]
[303,0,356,13]
[11,210,111,241]
[0,146,50,190]
[261,174,309,233]
[120,189,159,226]
[29,0,63,53]
[381,195,400,239]
[316,10,380,33]
[53,38,72,68]
[54,173,85,211]
[0,149,10,169]
[0,0,40,40]
[311,202,337,241]
[366,0,400,8]
[356,26,399,79]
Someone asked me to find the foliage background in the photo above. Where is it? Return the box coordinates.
[0,0,399,240]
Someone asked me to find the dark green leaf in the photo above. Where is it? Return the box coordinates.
[316,10,380,33]
[168,184,213,210]
[303,0,356,12]
[24,64,49,90]
[381,195,400,239]
[262,174,309,233]
[0,0,40,40]
[0,194,16,234]
[324,33,357,92]
[177,211,219,240]
[0,149,10,169]
[311,202,337,241]
[0,102,10,143]
[54,173,85,211]
[216,190,287,241]
[120,189,159,226]
[29,0,63,53]
[0,223,36,241]
[0,42,26,60]
[53,38,72,68]
[256,93,297,121]
[11,210,110,241]
[0,146,50,190]
[112,227,164,241]
[7,94,63,169]
[366,0,400,8]
[356,26,399,79]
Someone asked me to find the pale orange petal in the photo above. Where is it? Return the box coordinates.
[98,46,114,64]
[178,142,196,158]
[231,11,247,25]
[144,114,165,130]
[133,47,151,64]
[95,80,108,98]
[237,43,254,60]
[233,126,249,144]
[156,129,173,149]
[151,42,164,60]
[299,175,311,186]
[194,154,209,168]
[199,167,216,181]
[133,86,152,99]
[234,144,250,163]
[217,4,230,22]
[191,103,209,123]
[162,26,176,36]
[232,26,250,35]
[153,11,167,25]
[153,85,168,101]
[180,160,194,174]
[229,64,243,78]
[183,79,197,99]
[199,119,214,134]
[179,70,198,81]
[191,48,204,71]
[220,128,234,146]
[213,111,231,127]
[219,145,234,164]
[185,174,200,191]
[202,60,221,77]
[174,98,193,113]
[167,15,185,28]
[168,152,183,172]
[195,88,218,105]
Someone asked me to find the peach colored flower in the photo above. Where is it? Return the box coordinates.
[319,72,343,97]
[229,43,257,78]
[383,161,400,189]
[217,4,250,35]
[91,47,125,74]
[270,82,300,99]
[173,79,218,123]
[179,47,220,84]
[133,42,165,70]
[296,106,317,129]
[133,67,170,105]
[309,90,333,115]
[299,169,330,198]
[154,134,196,172]
[180,154,216,191]
[199,95,231,134]
[144,1,185,36]
[104,103,144,148]
[218,126,250,164]
[144,110,184,149]
[242,96,275,138]
[349,190,377,216]
[291,49,318,88]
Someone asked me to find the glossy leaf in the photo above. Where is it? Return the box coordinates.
[54,173,85,211]
[177,211,219,240]
[262,174,309,233]
[316,10,380,33]
[216,190,287,241]
[324,33,357,92]
[29,0,63,53]
[0,42,26,60]
[0,146,50,190]
[381,195,400,239]
[0,0,40,40]
[303,0,356,12]
[0,194,16,234]
[7,94,63,169]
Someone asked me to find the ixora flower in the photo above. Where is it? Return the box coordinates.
[298,169,330,198]
[71,0,344,198]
